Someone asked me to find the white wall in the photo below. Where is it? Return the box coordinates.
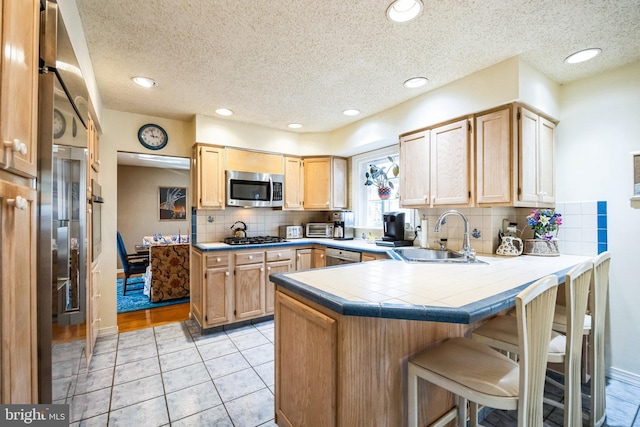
[98,110,195,330]
[556,60,640,382]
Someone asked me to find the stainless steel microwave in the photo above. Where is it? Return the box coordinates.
[226,170,284,207]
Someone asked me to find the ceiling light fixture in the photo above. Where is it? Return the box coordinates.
[403,76,428,88]
[131,76,157,88]
[215,108,233,116]
[288,123,303,129]
[386,0,423,23]
[343,109,360,116]
[564,48,602,64]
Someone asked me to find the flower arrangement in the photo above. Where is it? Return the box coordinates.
[526,209,562,240]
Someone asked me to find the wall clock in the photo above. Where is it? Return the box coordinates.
[53,108,66,139]
[137,123,168,150]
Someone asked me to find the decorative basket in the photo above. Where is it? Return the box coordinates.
[523,239,559,256]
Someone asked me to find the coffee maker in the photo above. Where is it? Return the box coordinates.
[332,211,354,240]
[376,212,413,246]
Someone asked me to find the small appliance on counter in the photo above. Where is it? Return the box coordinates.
[279,225,303,240]
[332,211,355,240]
[306,223,334,238]
[375,212,413,247]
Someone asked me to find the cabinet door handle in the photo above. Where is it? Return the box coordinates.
[7,196,28,210]
[267,266,271,271]
[216,257,221,262]
[260,267,265,272]
[249,255,253,260]
[320,254,324,258]
[225,271,230,276]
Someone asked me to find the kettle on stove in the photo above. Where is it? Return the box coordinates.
[231,221,247,238]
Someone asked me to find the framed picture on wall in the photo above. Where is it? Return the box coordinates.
[159,187,187,220]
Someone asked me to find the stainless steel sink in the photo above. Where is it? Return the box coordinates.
[393,247,486,264]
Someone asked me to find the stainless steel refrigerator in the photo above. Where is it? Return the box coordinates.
[37,0,91,403]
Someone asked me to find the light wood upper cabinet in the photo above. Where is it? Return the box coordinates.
[400,119,471,208]
[400,130,430,207]
[303,157,347,210]
[226,148,283,175]
[518,106,556,206]
[193,144,225,209]
[0,180,38,403]
[431,118,472,206]
[476,107,512,205]
[284,156,303,210]
[0,0,39,178]
[89,117,100,172]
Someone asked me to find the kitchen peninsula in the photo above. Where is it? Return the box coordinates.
[268,254,590,427]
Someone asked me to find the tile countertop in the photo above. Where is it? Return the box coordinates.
[269,254,592,324]
[193,237,393,254]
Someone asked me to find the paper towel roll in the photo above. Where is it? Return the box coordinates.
[420,219,428,248]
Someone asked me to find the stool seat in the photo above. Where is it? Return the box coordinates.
[553,304,591,333]
[473,315,567,363]
[408,275,559,427]
[411,337,519,403]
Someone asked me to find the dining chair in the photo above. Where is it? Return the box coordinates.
[116,231,149,295]
[407,274,559,427]
[471,260,593,427]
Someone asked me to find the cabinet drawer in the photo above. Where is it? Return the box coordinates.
[206,253,229,267]
[235,251,265,265]
[266,249,293,262]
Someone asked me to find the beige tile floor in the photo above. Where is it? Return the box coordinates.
[52,318,640,426]
[53,319,276,426]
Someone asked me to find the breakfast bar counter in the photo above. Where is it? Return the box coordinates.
[269,254,589,427]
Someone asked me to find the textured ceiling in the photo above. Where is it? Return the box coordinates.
[75,0,640,133]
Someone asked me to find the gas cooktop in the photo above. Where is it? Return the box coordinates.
[223,236,287,246]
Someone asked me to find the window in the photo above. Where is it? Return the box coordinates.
[352,146,412,229]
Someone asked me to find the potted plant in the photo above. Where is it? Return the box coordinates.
[364,156,399,200]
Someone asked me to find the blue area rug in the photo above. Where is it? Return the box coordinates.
[117,277,189,314]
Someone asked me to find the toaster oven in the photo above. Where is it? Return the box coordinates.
[305,223,334,238]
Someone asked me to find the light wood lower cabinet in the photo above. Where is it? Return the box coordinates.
[361,251,389,262]
[191,250,232,328]
[296,248,312,271]
[265,249,294,314]
[312,248,326,268]
[275,290,337,427]
[234,251,265,320]
[0,180,38,403]
[275,287,473,426]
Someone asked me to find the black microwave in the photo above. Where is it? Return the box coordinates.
[226,170,284,207]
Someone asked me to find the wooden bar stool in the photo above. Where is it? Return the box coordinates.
[471,260,593,427]
[407,275,559,427]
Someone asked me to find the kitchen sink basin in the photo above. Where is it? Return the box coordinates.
[392,247,486,264]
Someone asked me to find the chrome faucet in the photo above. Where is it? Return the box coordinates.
[434,210,474,260]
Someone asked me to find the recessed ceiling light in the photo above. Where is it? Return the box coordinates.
[343,109,360,116]
[288,123,303,129]
[564,48,602,64]
[131,76,157,88]
[403,77,428,88]
[386,0,423,23]
[215,108,233,116]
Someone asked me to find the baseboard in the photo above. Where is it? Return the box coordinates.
[98,325,119,337]
[607,366,640,388]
